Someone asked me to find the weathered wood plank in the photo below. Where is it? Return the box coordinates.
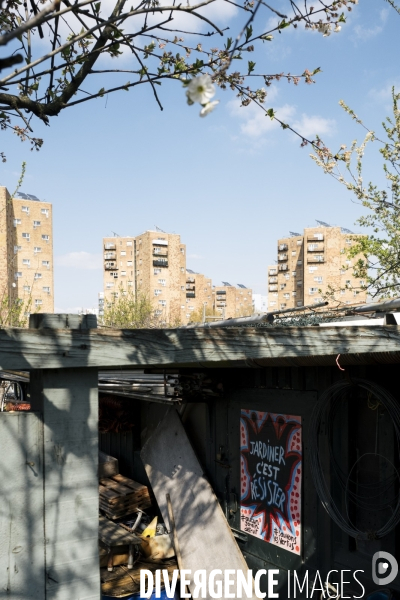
[0,326,400,370]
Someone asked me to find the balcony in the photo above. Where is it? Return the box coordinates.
[104,252,116,260]
[186,284,195,291]
[217,302,226,307]
[278,244,288,251]
[269,276,277,283]
[307,245,324,252]
[307,256,324,264]
[186,277,195,284]
[153,250,168,257]
[269,269,277,276]
[104,243,116,250]
[105,262,118,270]
[307,235,324,242]
[216,290,226,295]
[186,292,195,298]
[278,264,288,271]
[278,254,288,261]
[153,259,168,268]
[269,285,278,292]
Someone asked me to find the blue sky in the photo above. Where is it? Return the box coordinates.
[0,0,398,311]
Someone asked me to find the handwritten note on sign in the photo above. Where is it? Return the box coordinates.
[240,409,302,555]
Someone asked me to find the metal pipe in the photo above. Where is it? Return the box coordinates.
[184,301,328,328]
[352,297,400,313]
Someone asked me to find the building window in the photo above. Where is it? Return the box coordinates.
[269,301,276,306]
[158,279,166,286]
[154,268,161,275]
[154,289,162,296]
[283,293,290,299]
[297,301,303,307]
[292,291,297,296]
[34,273,42,279]
[14,245,22,253]
[314,276,323,283]
[34,247,41,253]
[345,280,351,286]
[297,281,303,287]
[346,238,352,245]
[284,274,290,280]
[22,259,30,266]
[14,219,21,226]
[159,299,166,306]
[41,208,49,217]
[23,285,31,292]
[127,261,133,267]
[180,248,185,254]
[42,261,50,268]
[340,289,345,295]
[33,221,41,227]
[291,251,296,256]
[106,282,114,289]
[22,206,29,214]
[292,271,296,277]
[309,266,317,273]
[309,287,318,294]
[128,281,133,286]
[180,267,185,272]
[41,235,49,242]
[121,271,126,276]
[297,240,302,246]
[280,303,286,309]
[360,280,365,287]
[121,251,126,256]
[15,272,22,278]
[35,299,43,306]
[127,241,132,246]
[43,286,51,293]
[297,260,302,265]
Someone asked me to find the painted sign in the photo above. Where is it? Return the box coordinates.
[240,409,302,555]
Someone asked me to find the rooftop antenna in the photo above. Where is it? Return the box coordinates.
[112,231,120,237]
[155,225,166,233]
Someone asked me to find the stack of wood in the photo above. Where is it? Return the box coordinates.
[99,474,152,520]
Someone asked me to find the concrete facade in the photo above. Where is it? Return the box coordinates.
[0,187,54,317]
[268,226,367,310]
[185,270,213,322]
[102,231,186,325]
[213,284,253,319]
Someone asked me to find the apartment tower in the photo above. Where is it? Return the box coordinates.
[102,231,186,324]
[268,224,367,310]
[0,186,54,315]
[213,283,253,319]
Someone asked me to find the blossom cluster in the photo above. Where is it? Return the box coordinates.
[185,75,219,117]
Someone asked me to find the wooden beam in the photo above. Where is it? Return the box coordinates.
[0,325,400,370]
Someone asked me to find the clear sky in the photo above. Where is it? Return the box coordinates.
[0,0,398,312]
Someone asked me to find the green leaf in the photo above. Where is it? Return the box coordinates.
[278,19,291,30]
[248,60,256,75]
[225,37,233,50]
[338,12,346,23]
[266,108,275,119]
[312,67,322,76]
[245,25,253,42]
[94,2,101,13]
[98,87,105,97]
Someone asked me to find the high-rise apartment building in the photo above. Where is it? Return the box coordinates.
[185,269,213,321]
[0,186,54,315]
[213,283,253,319]
[268,225,367,310]
[102,231,186,324]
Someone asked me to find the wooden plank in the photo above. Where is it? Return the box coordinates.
[1,325,400,370]
[98,516,141,547]
[141,408,259,600]
[0,413,45,600]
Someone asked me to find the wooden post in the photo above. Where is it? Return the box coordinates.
[30,314,100,600]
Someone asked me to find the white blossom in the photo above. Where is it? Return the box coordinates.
[186,74,215,105]
[334,25,341,33]
[199,100,219,117]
